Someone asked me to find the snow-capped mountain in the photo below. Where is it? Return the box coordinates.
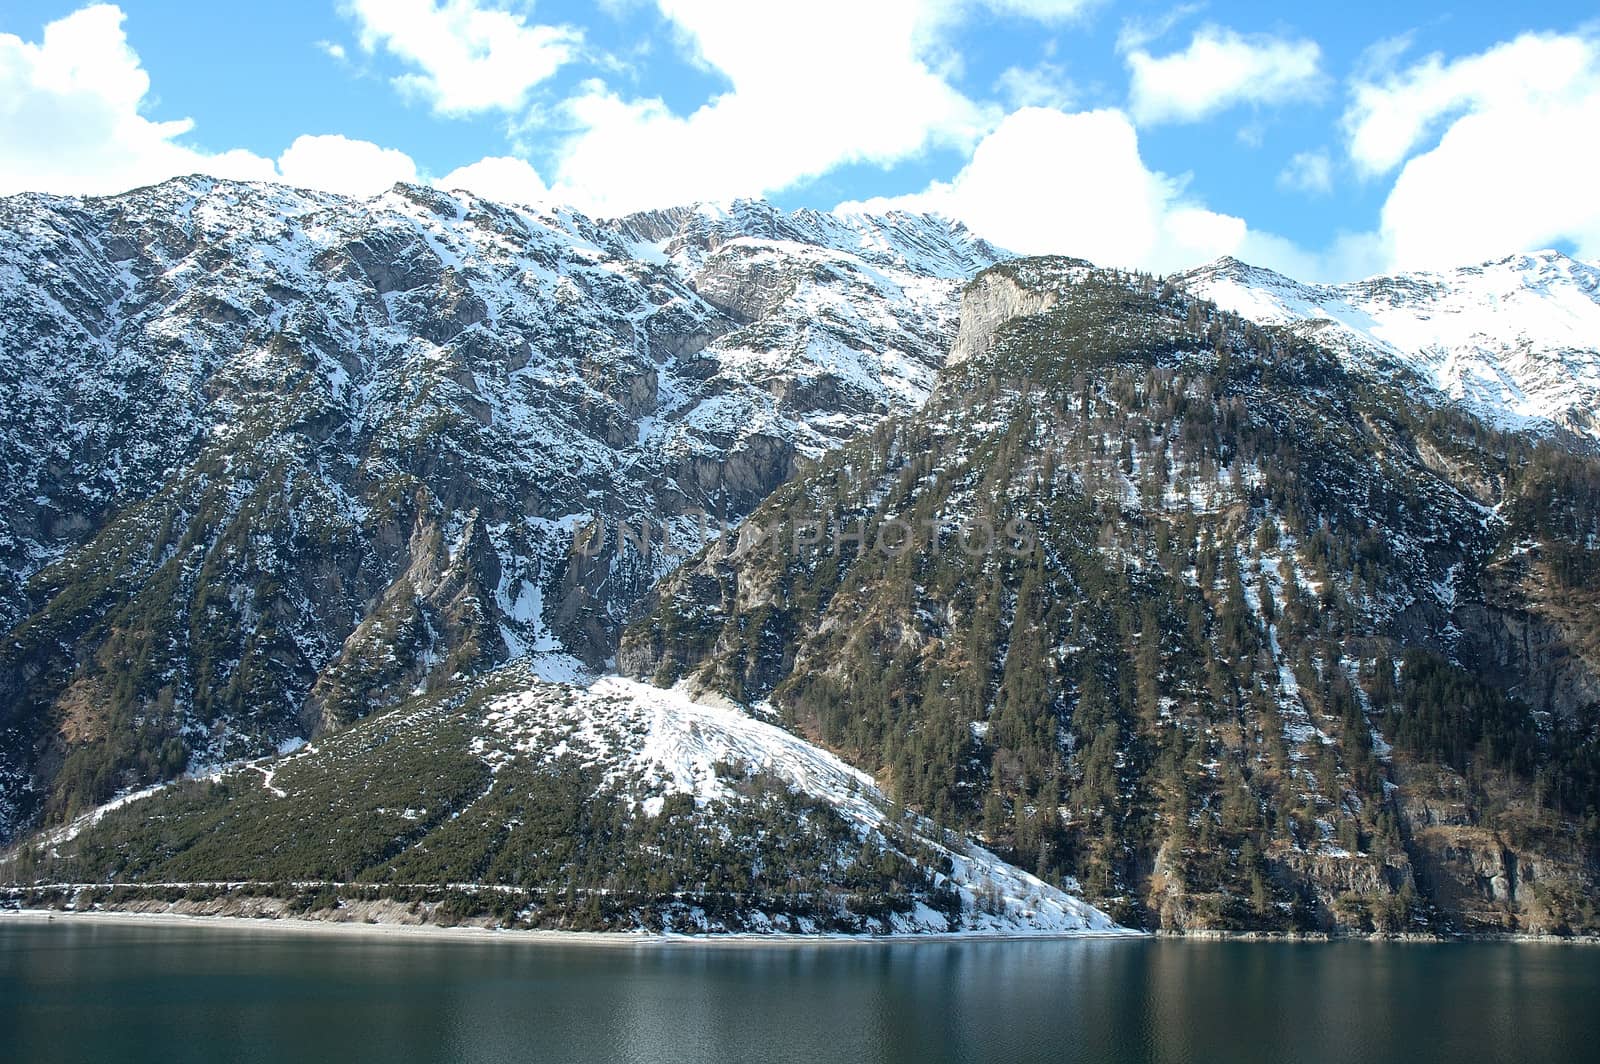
[624,256,1600,935]
[5,178,1599,937]
[1176,251,1600,442]
[0,176,1000,836]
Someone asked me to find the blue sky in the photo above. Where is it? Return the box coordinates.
[2,1,1598,279]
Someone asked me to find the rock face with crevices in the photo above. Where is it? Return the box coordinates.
[4,182,1598,938]
[624,258,1600,934]
[0,177,1001,838]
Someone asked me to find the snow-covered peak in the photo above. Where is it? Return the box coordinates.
[0,173,1004,817]
[1177,251,1600,440]
[610,197,1003,280]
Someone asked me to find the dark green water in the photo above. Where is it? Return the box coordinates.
[3,922,1597,1064]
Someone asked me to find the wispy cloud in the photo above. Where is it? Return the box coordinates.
[1126,25,1324,125]
[1278,149,1333,195]
[994,61,1076,110]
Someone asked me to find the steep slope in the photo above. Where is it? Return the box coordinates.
[1176,252,1600,443]
[6,178,1598,936]
[6,663,1122,937]
[0,178,1000,838]
[624,258,1600,933]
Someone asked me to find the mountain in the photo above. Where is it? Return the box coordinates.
[622,257,1600,934]
[11,663,1122,936]
[0,177,999,838]
[4,182,1599,938]
[1176,252,1600,444]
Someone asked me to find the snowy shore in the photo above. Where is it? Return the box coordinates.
[0,907,1142,946]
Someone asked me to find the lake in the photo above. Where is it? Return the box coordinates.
[3,920,1597,1063]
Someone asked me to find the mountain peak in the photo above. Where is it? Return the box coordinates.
[1181,254,1299,288]
[0,173,1005,837]
[1180,249,1600,441]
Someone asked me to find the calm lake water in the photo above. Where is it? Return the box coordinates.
[3,921,1597,1064]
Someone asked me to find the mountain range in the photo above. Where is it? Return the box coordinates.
[0,177,997,837]
[2,178,1597,936]
[1178,252,1600,443]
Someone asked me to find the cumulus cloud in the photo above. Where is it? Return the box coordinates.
[840,107,1281,274]
[1344,32,1596,175]
[1379,96,1600,268]
[535,0,1108,216]
[1126,25,1324,125]
[0,5,277,196]
[57,0,1097,220]
[342,0,581,116]
[834,106,1388,281]
[0,6,428,200]
[437,156,550,205]
[24,3,1597,281]
[277,134,419,197]
[545,0,997,215]
[1346,32,1600,268]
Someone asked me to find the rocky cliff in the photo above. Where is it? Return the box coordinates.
[623,259,1600,933]
[0,178,1000,837]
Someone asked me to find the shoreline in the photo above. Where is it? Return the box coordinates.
[1150,927,1600,946]
[0,908,1144,948]
[4,907,1597,947]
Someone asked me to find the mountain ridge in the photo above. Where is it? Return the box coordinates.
[621,255,1600,934]
[3,181,1598,938]
[1175,249,1600,444]
[0,176,1001,837]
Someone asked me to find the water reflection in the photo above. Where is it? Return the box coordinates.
[3,924,1597,1064]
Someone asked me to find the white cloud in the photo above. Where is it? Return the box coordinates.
[835,105,1384,281]
[536,0,1106,216]
[994,62,1076,110]
[1380,93,1600,269]
[1346,32,1600,268]
[1127,25,1324,125]
[437,156,549,205]
[976,0,1098,20]
[1278,149,1332,195]
[839,107,1272,274]
[277,134,419,197]
[545,0,998,215]
[1115,3,1203,54]
[40,2,1580,283]
[342,0,580,116]
[1344,32,1596,175]
[0,4,277,196]
[0,7,425,200]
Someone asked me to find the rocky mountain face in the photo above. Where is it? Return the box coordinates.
[1176,252,1600,444]
[3,180,1598,938]
[623,258,1600,934]
[0,177,999,838]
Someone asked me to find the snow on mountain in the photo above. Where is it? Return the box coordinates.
[0,178,998,641]
[480,675,1122,934]
[27,663,1125,936]
[622,255,1600,935]
[0,176,1002,837]
[1177,251,1600,442]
